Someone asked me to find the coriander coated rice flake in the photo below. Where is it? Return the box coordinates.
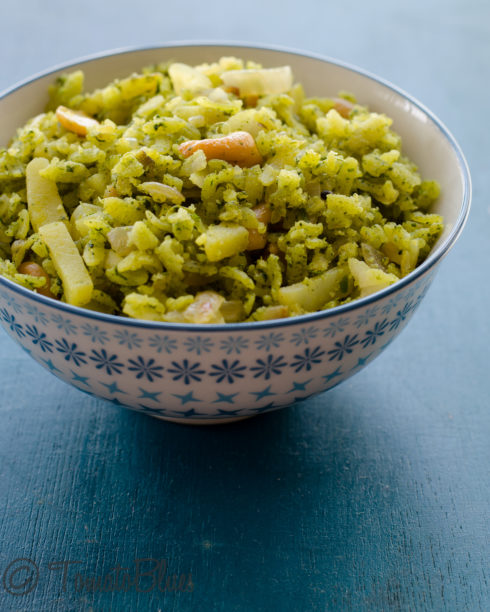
[0,57,442,323]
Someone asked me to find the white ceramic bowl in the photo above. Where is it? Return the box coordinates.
[0,43,471,424]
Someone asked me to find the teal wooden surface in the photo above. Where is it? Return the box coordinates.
[1,1,489,610]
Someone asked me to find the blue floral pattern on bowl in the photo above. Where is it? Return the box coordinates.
[0,272,433,423]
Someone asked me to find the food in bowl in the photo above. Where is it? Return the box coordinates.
[0,56,443,324]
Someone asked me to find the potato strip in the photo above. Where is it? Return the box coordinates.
[26,158,68,231]
[39,221,93,306]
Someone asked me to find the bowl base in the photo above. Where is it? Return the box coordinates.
[150,414,255,426]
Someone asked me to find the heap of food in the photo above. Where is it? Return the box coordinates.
[0,57,443,323]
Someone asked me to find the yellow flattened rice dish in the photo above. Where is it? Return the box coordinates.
[0,57,443,323]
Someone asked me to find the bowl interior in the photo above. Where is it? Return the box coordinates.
[0,43,468,268]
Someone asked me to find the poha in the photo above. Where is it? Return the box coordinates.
[0,57,443,323]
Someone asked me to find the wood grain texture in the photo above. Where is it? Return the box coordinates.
[0,1,489,610]
[1,329,489,611]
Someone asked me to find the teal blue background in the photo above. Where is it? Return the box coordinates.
[1,1,489,610]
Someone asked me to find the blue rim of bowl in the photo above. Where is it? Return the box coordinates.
[0,41,472,332]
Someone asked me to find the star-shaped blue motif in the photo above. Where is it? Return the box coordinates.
[172,391,202,405]
[212,392,238,404]
[138,388,162,402]
[139,405,168,416]
[249,402,277,414]
[249,385,276,401]
[180,408,205,417]
[323,367,342,384]
[287,379,312,394]
[71,370,89,385]
[110,397,125,406]
[216,408,242,415]
[42,358,61,373]
[100,381,127,394]
[353,352,373,369]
